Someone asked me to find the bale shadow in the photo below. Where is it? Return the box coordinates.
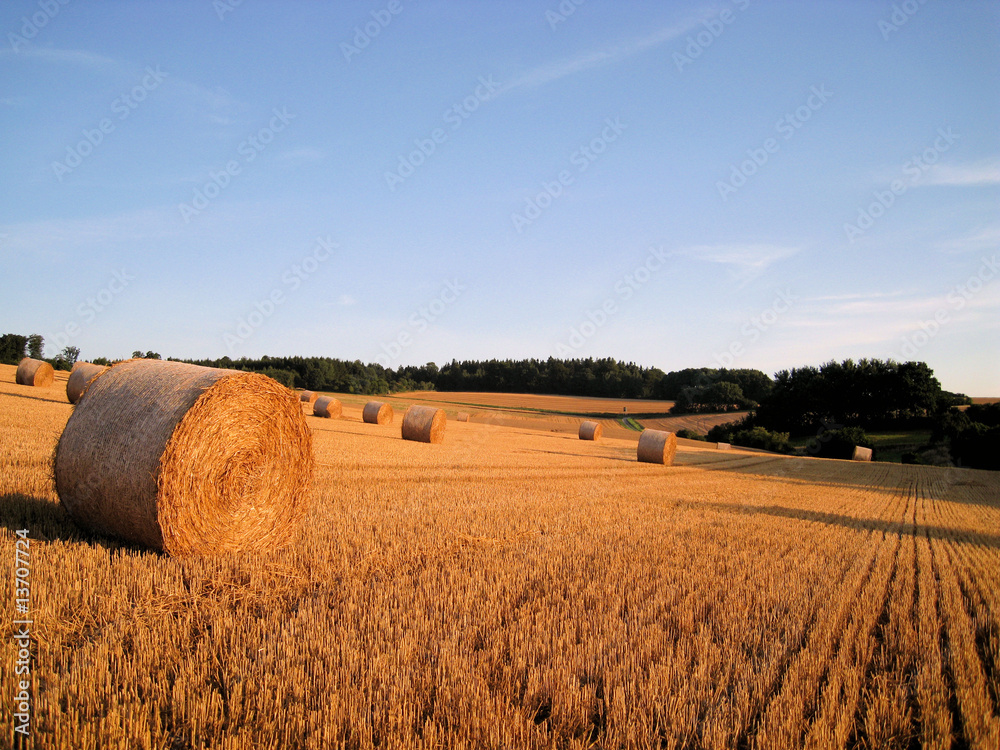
[0,493,150,556]
[0,492,84,543]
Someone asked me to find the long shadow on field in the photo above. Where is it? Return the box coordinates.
[684,498,1000,550]
[0,390,72,406]
[0,492,106,547]
[706,455,1000,506]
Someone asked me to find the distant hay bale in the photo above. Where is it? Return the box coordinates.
[313,396,342,419]
[402,404,446,444]
[852,445,873,462]
[717,442,731,450]
[15,357,54,387]
[299,390,318,404]
[363,401,393,425]
[54,359,313,556]
[457,412,470,422]
[637,429,677,465]
[579,421,602,441]
[66,362,108,404]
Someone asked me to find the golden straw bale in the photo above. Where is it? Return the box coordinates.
[637,429,678,465]
[313,396,342,419]
[717,442,731,450]
[54,360,313,556]
[456,412,470,422]
[402,404,446,444]
[579,421,602,441]
[299,390,318,404]
[15,357,54,387]
[363,401,393,425]
[66,362,109,404]
[852,445,873,462]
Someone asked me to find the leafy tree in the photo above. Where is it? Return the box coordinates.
[61,346,80,367]
[27,334,43,359]
[0,334,27,365]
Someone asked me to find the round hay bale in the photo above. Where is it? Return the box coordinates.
[363,401,393,425]
[637,429,677,465]
[402,404,446,444]
[579,421,602,441]
[313,396,342,419]
[456,412,470,422]
[852,445,873,462]
[299,390,318,404]
[54,360,314,556]
[15,357,54,387]
[66,362,109,404]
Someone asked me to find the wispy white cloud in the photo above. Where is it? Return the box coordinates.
[503,12,714,92]
[675,243,800,284]
[277,147,326,164]
[936,225,1000,254]
[0,47,119,69]
[922,158,1000,187]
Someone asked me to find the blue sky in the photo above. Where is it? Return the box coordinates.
[2,0,998,394]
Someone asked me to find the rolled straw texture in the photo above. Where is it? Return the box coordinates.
[299,390,318,404]
[852,446,873,462]
[579,421,602,441]
[66,362,109,404]
[313,396,342,419]
[402,404,446,444]
[54,359,313,556]
[456,412,470,422]
[15,357,54,387]
[637,429,678,465]
[363,401,393,425]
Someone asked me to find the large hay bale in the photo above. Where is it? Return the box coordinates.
[299,390,318,404]
[363,401,393,425]
[313,396,342,419]
[402,404,446,444]
[66,362,109,404]
[852,445,873,462]
[717,442,731,450]
[54,360,313,556]
[456,412,470,422]
[15,357,54,387]
[579,421,602,441]
[637,429,677,465]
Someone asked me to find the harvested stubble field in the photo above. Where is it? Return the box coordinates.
[1,365,999,749]
[370,391,744,440]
